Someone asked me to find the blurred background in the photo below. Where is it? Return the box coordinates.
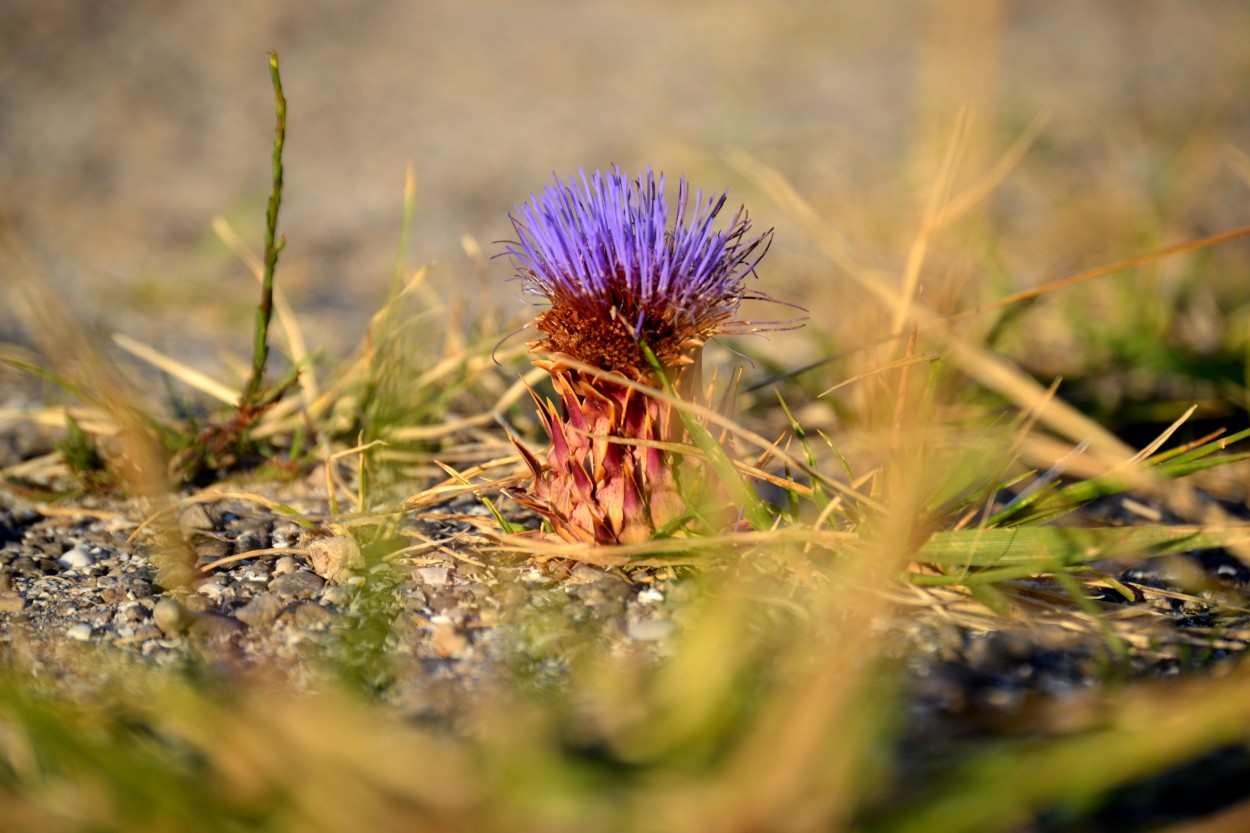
[2,0,1249,427]
[3,7,1250,829]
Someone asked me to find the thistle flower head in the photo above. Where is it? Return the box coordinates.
[505,167,772,377]
[505,168,775,546]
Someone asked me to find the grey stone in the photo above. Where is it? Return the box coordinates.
[127,625,163,643]
[196,581,226,602]
[177,504,216,537]
[291,601,335,629]
[9,556,38,576]
[235,593,284,627]
[194,540,232,567]
[415,566,452,587]
[100,581,129,604]
[66,623,93,641]
[271,523,302,549]
[153,598,190,635]
[233,531,267,556]
[270,570,324,600]
[189,613,243,643]
[320,585,352,607]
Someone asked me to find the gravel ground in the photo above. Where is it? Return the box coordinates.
[0,443,696,725]
[5,396,1250,833]
[4,417,1250,757]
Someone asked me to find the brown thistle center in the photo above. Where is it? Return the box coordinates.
[533,278,722,376]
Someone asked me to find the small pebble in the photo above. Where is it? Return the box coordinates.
[189,613,243,643]
[292,601,335,629]
[415,566,452,587]
[235,593,284,627]
[194,541,232,566]
[308,536,364,583]
[321,585,352,606]
[129,625,163,643]
[627,619,675,642]
[66,623,93,641]
[233,531,267,556]
[273,556,300,576]
[0,591,27,613]
[177,504,216,537]
[429,619,469,657]
[565,564,609,585]
[196,581,226,601]
[153,598,190,635]
[637,587,664,605]
[58,546,94,570]
[271,571,325,600]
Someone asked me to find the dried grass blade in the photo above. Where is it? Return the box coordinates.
[112,333,238,406]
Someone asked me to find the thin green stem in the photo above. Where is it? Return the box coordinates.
[242,51,287,411]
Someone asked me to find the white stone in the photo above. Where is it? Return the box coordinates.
[196,582,226,600]
[273,556,299,576]
[415,566,451,587]
[637,587,664,605]
[58,546,94,570]
[627,619,675,642]
[66,623,93,641]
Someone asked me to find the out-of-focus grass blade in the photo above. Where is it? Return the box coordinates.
[1154,450,1250,480]
[644,345,773,532]
[914,526,1237,571]
[775,391,829,513]
[995,433,1250,527]
[0,355,93,401]
[1152,426,1250,468]
[433,460,517,535]
[865,663,1250,833]
[1008,449,1250,527]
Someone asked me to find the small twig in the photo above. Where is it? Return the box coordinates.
[200,547,310,573]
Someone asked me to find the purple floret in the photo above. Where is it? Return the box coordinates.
[505,167,772,346]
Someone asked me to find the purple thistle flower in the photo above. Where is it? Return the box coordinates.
[506,166,772,377]
[504,168,774,546]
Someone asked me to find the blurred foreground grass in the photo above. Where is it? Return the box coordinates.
[4,40,1250,833]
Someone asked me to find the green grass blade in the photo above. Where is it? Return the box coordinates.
[241,50,288,411]
[643,345,773,532]
[915,525,1235,569]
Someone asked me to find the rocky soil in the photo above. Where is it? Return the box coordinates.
[4,413,1250,747]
